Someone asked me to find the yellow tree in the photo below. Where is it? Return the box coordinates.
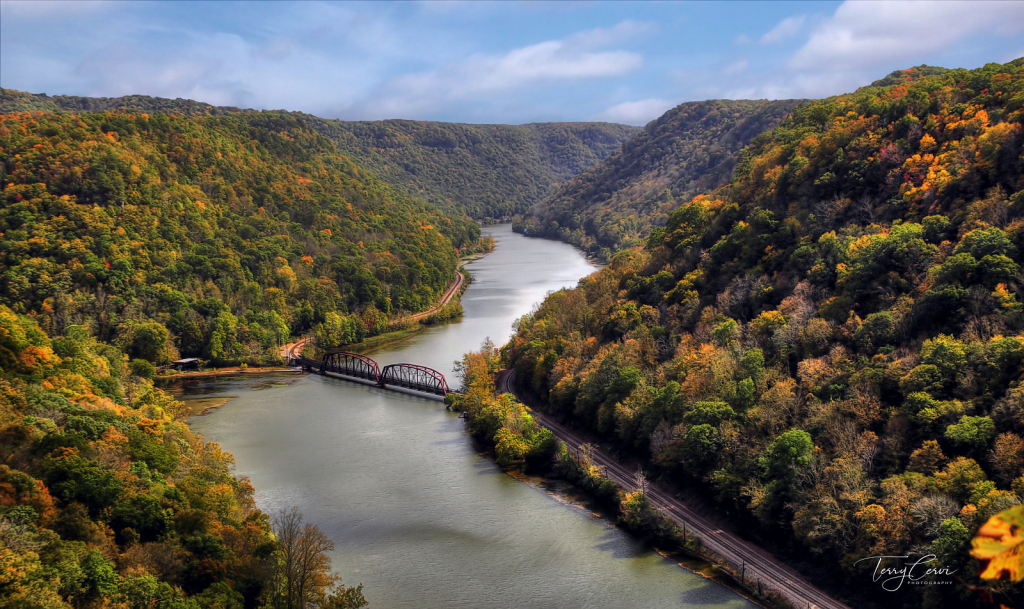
[272,508,366,609]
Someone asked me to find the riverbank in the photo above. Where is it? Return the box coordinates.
[341,325,432,355]
[186,224,752,609]
[495,368,844,609]
[157,366,304,380]
[497,455,763,607]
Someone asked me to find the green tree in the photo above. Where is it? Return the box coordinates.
[118,321,177,365]
[944,415,996,449]
[765,429,813,477]
[681,424,720,468]
[712,319,740,346]
[740,348,765,382]
[129,358,155,380]
[80,549,118,599]
[854,310,899,354]
[608,366,641,401]
[205,311,240,365]
[683,401,735,427]
[930,517,970,569]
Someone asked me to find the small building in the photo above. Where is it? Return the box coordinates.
[171,358,199,371]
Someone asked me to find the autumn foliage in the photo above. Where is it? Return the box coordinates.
[0,108,481,365]
[504,58,1024,607]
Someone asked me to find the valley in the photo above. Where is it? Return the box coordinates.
[1,42,1022,609]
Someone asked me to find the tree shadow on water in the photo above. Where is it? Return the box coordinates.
[594,529,649,560]
[473,459,501,475]
[679,581,752,607]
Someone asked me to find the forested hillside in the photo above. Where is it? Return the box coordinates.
[516,99,801,260]
[0,108,480,366]
[504,58,1024,607]
[869,64,952,88]
[1,90,639,222]
[316,119,639,220]
[0,88,253,118]
[0,306,366,607]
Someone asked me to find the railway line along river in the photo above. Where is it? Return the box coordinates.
[180,224,756,609]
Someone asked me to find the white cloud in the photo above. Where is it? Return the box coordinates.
[760,15,805,44]
[710,1,1024,102]
[567,20,658,49]
[352,22,646,119]
[790,1,1024,71]
[53,13,384,112]
[724,59,748,75]
[392,43,640,96]
[597,98,674,126]
[73,35,252,105]
[2,2,416,114]
[6,1,1017,126]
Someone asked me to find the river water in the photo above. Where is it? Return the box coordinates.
[184,224,754,609]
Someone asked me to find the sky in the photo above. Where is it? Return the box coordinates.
[2,1,1023,126]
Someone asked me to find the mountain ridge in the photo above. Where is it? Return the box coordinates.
[1,89,640,221]
[515,98,804,259]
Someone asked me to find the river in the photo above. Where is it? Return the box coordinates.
[182,224,755,609]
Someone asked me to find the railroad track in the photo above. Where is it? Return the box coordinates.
[282,336,311,361]
[282,270,463,362]
[410,270,464,321]
[499,369,850,609]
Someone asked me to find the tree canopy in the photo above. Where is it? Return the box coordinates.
[1,88,639,223]
[0,107,481,364]
[0,306,363,607]
[504,58,1024,608]
[515,99,802,259]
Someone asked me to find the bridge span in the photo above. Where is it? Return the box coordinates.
[291,351,452,399]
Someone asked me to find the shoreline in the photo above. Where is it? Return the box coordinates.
[304,252,483,358]
[493,369,826,609]
[156,367,305,382]
[470,437,766,608]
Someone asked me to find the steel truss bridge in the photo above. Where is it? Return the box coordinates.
[291,352,451,397]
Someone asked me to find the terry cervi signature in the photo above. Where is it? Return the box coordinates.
[854,555,957,591]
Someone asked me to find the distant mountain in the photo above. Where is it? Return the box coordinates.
[307,119,639,220]
[0,89,639,221]
[515,99,802,259]
[0,88,252,116]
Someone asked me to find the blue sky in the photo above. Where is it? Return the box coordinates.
[2,1,1022,126]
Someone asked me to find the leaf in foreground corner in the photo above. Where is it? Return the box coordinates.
[971,505,1024,581]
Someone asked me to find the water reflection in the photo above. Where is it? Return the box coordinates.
[163,373,302,397]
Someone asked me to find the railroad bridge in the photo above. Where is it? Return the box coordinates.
[291,352,451,397]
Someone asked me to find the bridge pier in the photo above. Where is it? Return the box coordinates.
[321,370,446,402]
